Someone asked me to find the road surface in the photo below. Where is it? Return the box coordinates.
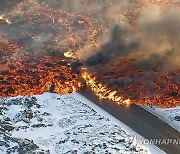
[79,86,180,154]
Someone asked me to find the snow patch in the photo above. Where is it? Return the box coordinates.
[0,92,164,153]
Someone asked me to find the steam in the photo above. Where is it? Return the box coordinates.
[86,5,180,71]
[0,0,179,71]
[138,5,180,70]
[0,0,179,104]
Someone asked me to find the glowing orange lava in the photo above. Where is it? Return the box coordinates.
[82,72,131,105]
[0,0,179,108]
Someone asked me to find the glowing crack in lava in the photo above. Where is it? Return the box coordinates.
[0,0,180,108]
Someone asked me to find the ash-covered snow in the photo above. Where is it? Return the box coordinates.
[143,106,180,131]
[0,93,163,154]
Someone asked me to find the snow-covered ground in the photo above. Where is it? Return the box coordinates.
[0,92,164,154]
[143,106,180,132]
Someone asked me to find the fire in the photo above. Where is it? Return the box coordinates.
[0,0,179,109]
[95,60,180,108]
[0,52,82,97]
[64,51,75,58]
[82,72,131,105]
[0,0,99,97]
[0,15,11,24]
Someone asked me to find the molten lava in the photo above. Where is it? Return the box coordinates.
[0,49,82,97]
[94,60,180,108]
[0,0,99,97]
[82,72,131,105]
[0,0,179,108]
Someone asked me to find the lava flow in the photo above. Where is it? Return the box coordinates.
[0,0,180,108]
[0,0,101,97]
[82,72,131,106]
[91,60,180,108]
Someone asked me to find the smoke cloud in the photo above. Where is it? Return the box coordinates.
[86,5,180,72]
[1,0,180,69]
[0,0,179,104]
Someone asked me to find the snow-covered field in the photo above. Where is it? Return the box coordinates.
[0,92,163,154]
[143,106,180,132]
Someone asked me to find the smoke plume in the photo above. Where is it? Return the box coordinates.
[86,5,180,72]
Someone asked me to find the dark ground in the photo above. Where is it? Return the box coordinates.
[80,86,180,154]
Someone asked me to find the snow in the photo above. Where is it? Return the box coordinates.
[0,92,164,153]
[143,106,180,132]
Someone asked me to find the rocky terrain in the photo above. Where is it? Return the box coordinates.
[0,93,161,153]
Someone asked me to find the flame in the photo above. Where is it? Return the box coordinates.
[0,0,179,109]
[82,72,131,105]
[95,60,180,108]
[0,50,82,97]
[64,51,75,58]
[0,0,98,97]
[0,15,11,24]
